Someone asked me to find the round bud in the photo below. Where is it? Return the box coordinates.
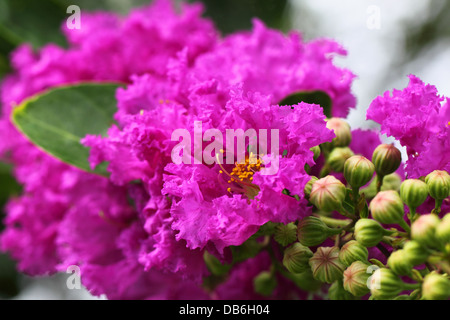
[309,176,346,212]
[343,261,371,297]
[298,216,340,247]
[371,144,402,177]
[436,213,450,244]
[328,147,355,173]
[425,170,450,200]
[283,242,313,274]
[369,268,404,300]
[253,271,277,297]
[422,272,450,300]
[290,269,323,292]
[325,118,352,148]
[310,146,321,161]
[329,281,357,300]
[387,250,413,276]
[411,214,441,248]
[400,179,429,209]
[274,223,297,247]
[309,247,346,284]
[380,173,402,192]
[339,240,369,267]
[354,219,386,247]
[304,176,319,199]
[402,240,430,266]
[344,156,375,189]
[369,190,404,224]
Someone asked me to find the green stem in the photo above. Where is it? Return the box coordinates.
[376,174,385,193]
[398,219,411,234]
[407,207,417,224]
[432,198,443,215]
[352,187,360,217]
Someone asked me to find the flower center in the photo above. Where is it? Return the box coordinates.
[216,150,262,200]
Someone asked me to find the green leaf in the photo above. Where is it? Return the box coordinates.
[12,83,123,176]
[279,91,332,118]
[0,0,67,50]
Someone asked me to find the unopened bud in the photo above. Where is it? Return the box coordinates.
[425,170,450,201]
[387,250,413,276]
[400,179,428,210]
[402,241,430,266]
[298,216,341,247]
[411,214,440,248]
[371,144,402,177]
[344,156,375,189]
[309,176,346,212]
[309,247,345,284]
[354,219,387,247]
[253,271,277,297]
[329,281,357,300]
[422,272,450,300]
[328,147,355,173]
[436,213,450,244]
[369,268,405,300]
[274,223,297,247]
[325,118,352,148]
[310,146,321,161]
[283,242,313,274]
[369,190,404,224]
[381,173,402,192]
[343,261,371,297]
[290,269,323,292]
[339,240,369,267]
[304,176,319,199]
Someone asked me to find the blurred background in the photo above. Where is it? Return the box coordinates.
[0,0,449,299]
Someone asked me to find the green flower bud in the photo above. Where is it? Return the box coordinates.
[425,170,450,200]
[422,272,450,300]
[436,213,450,244]
[283,242,313,274]
[309,176,346,212]
[274,223,297,247]
[344,156,375,189]
[402,240,430,266]
[309,247,346,284]
[325,118,352,148]
[369,190,404,224]
[343,261,371,297]
[298,216,341,247]
[371,144,402,177]
[328,147,355,173]
[290,269,323,292]
[310,146,321,161]
[203,251,231,276]
[329,281,357,300]
[339,240,369,267]
[369,268,405,300]
[400,179,429,209]
[253,271,277,297]
[411,214,441,248]
[387,250,413,276]
[354,219,387,247]
[381,173,402,192]
[304,176,319,199]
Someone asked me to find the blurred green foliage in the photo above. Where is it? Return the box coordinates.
[189,0,288,34]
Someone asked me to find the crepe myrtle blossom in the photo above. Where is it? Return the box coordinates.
[0,0,217,293]
[161,85,335,254]
[367,75,450,178]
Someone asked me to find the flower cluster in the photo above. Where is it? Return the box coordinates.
[0,0,449,300]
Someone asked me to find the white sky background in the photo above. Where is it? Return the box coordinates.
[289,0,450,129]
